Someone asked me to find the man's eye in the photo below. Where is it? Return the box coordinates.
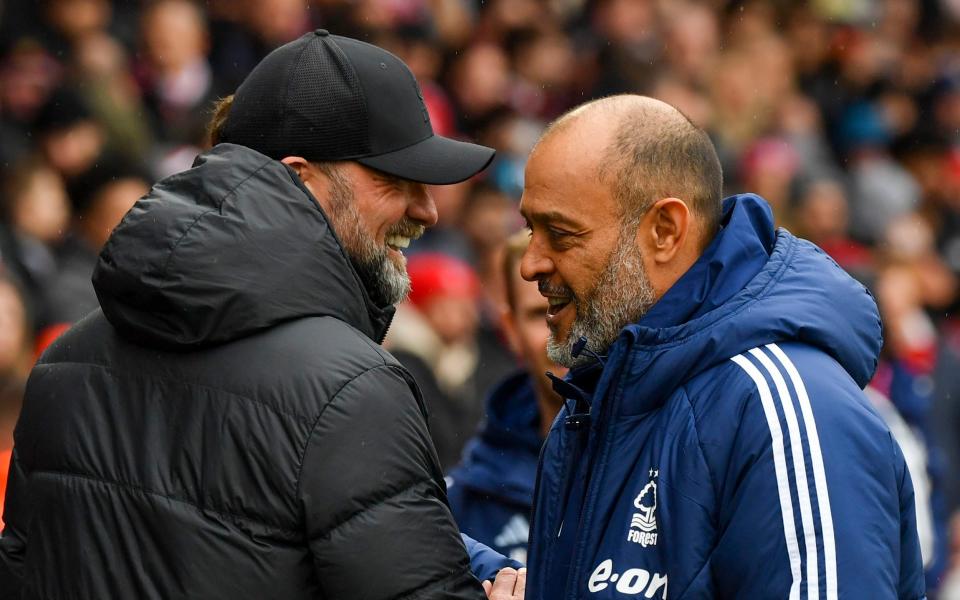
[548,228,571,239]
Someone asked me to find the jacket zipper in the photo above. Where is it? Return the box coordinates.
[562,357,624,600]
[530,413,579,598]
[376,309,396,345]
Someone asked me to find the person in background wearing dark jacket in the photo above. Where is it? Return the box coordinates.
[520,95,925,599]
[447,230,566,564]
[388,252,486,471]
[44,160,150,325]
[0,32,525,600]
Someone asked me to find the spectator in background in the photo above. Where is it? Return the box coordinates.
[459,184,521,306]
[0,159,69,324]
[587,0,662,97]
[738,137,800,229]
[206,0,311,93]
[38,0,113,59]
[482,112,544,200]
[509,28,577,121]
[32,87,107,182]
[387,253,486,471]
[447,43,511,137]
[72,31,152,164]
[873,252,952,590]
[943,515,960,599]
[793,176,874,281]
[660,2,719,89]
[446,231,567,564]
[44,161,149,325]
[872,212,959,592]
[845,102,923,244]
[0,274,32,530]
[137,0,218,150]
[0,159,69,251]
[0,42,62,166]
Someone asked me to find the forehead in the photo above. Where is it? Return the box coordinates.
[520,128,617,225]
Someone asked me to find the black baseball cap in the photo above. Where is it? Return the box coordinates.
[220,30,495,185]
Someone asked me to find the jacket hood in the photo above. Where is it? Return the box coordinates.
[596,194,882,416]
[447,371,542,505]
[93,143,393,349]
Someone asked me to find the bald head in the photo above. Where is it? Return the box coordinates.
[537,95,723,243]
[539,95,677,140]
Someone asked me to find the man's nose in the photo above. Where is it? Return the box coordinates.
[407,182,438,227]
[520,235,553,282]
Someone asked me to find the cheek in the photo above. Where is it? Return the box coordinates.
[356,193,407,237]
[563,238,623,293]
[555,259,598,299]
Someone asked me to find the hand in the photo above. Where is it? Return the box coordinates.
[482,567,526,599]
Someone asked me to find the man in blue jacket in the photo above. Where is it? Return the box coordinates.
[519,95,925,599]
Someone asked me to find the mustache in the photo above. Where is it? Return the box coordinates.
[387,218,426,240]
[538,280,574,298]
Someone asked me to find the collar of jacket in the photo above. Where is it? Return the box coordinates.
[592,193,881,418]
[93,143,396,349]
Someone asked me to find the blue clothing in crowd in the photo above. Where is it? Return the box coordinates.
[525,195,926,599]
[874,358,949,591]
[447,371,543,564]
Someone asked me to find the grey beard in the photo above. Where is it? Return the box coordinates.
[547,230,657,368]
[325,171,411,307]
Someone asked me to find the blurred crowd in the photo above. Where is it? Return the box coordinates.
[2,0,960,595]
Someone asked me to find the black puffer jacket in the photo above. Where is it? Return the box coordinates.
[0,144,486,600]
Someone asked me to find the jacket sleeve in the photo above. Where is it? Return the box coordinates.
[712,351,926,600]
[0,449,28,600]
[461,533,524,581]
[297,364,486,600]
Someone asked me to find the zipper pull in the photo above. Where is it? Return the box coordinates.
[564,413,591,430]
[548,372,592,430]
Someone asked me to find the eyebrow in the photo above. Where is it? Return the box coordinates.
[520,208,584,229]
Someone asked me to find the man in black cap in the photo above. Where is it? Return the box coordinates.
[0,31,525,600]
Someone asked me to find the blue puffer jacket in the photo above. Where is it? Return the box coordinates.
[526,195,926,600]
[447,371,543,564]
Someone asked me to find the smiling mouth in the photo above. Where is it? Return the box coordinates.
[546,296,572,318]
[386,234,412,252]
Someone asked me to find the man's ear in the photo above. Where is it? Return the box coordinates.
[281,157,332,213]
[280,156,311,179]
[639,197,691,265]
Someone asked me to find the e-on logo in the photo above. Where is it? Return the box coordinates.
[587,559,668,598]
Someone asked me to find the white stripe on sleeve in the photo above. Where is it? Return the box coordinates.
[731,354,802,600]
[767,343,838,600]
[750,347,820,600]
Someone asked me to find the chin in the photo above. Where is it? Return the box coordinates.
[388,251,407,269]
[549,325,572,348]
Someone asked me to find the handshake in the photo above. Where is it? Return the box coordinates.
[484,568,526,600]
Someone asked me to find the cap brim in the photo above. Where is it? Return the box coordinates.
[357,135,495,185]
